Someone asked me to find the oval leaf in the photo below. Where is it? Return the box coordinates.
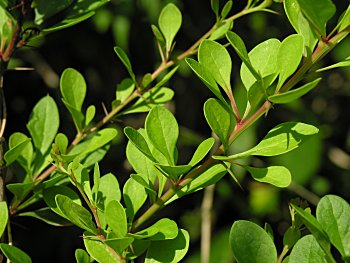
[230,220,277,263]
[316,195,350,257]
[124,127,156,162]
[60,68,86,111]
[83,233,120,263]
[188,138,215,166]
[245,166,292,187]
[106,200,127,238]
[0,244,32,263]
[123,177,147,220]
[289,235,326,263]
[130,218,178,241]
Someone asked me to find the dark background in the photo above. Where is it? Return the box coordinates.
[3,0,350,262]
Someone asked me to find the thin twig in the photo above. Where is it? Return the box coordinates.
[201,184,215,263]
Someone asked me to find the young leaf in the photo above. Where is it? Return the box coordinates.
[151,24,165,45]
[92,163,100,204]
[55,133,69,154]
[71,163,92,202]
[155,164,192,180]
[230,220,277,263]
[211,0,219,17]
[209,21,233,41]
[75,249,90,263]
[338,5,350,32]
[92,173,121,211]
[153,66,179,90]
[4,136,31,166]
[7,182,36,202]
[104,236,134,255]
[198,39,232,93]
[114,78,135,106]
[277,34,304,91]
[240,39,280,91]
[60,68,86,111]
[288,235,326,263]
[297,0,336,37]
[214,122,319,160]
[221,0,232,19]
[114,46,136,83]
[158,3,182,52]
[83,233,120,263]
[55,194,98,234]
[130,218,178,241]
[0,244,32,263]
[131,174,157,201]
[124,127,156,162]
[145,106,179,165]
[188,138,215,166]
[121,87,174,115]
[269,78,321,104]
[316,57,350,72]
[145,229,189,263]
[0,201,8,237]
[245,166,292,188]
[85,105,96,126]
[17,207,72,227]
[185,58,226,103]
[316,195,350,257]
[204,98,235,148]
[27,95,59,155]
[123,177,147,220]
[106,200,127,238]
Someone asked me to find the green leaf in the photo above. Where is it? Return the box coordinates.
[123,177,147,220]
[214,122,319,160]
[204,98,235,148]
[188,138,215,166]
[198,40,232,93]
[85,105,96,126]
[27,95,59,155]
[245,166,292,187]
[114,46,136,83]
[17,207,72,227]
[130,218,178,241]
[7,182,36,202]
[284,0,318,53]
[93,173,121,211]
[145,229,189,263]
[92,163,100,204]
[83,233,120,263]
[124,127,156,162]
[4,135,31,167]
[145,106,179,165]
[283,226,301,249]
[71,163,92,202]
[153,66,179,90]
[288,235,326,263]
[316,195,350,257]
[115,78,135,103]
[0,201,8,237]
[55,195,98,234]
[338,5,350,32]
[130,174,157,200]
[105,236,134,255]
[240,39,281,91]
[221,0,232,19]
[106,200,127,238]
[151,24,165,45]
[297,0,336,37]
[60,68,86,111]
[269,78,321,104]
[277,34,304,91]
[42,12,95,33]
[121,87,174,115]
[43,185,82,217]
[230,220,277,263]
[155,164,192,180]
[75,248,90,263]
[209,21,233,41]
[34,0,73,25]
[291,205,332,257]
[158,3,182,52]
[185,58,226,103]
[316,57,350,72]
[55,133,69,154]
[0,244,32,263]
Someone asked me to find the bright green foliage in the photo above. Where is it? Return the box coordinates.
[215,122,319,160]
[155,164,192,180]
[115,78,135,104]
[130,218,178,240]
[338,5,350,32]
[277,34,304,90]
[289,235,326,263]
[75,249,90,263]
[0,201,8,237]
[0,244,32,263]
[4,133,32,172]
[123,178,147,220]
[230,220,277,263]
[220,1,233,19]
[316,195,350,258]
[92,173,121,210]
[158,3,182,53]
[27,95,59,155]
[198,40,232,94]
[210,0,219,17]
[85,105,96,127]
[104,236,134,256]
[269,78,321,104]
[204,98,235,148]
[316,56,350,72]
[188,138,215,166]
[114,47,136,83]
[145,106,179,165]
[106,200,128,238]
[55,133,69,155]
[245,165,292,187]
[145,229,190,263]
[83,232,120,263]
[55,194,98,234]
[209,21,233,41]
